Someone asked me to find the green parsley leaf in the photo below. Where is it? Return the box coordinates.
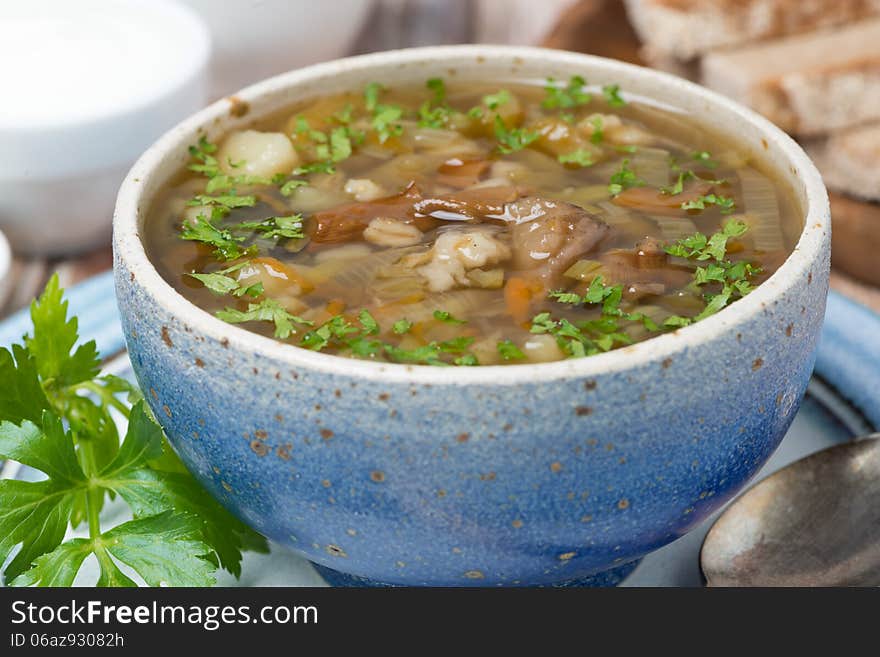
[542,76,591,109]
[494,116,539,154]
[292,161,336,176]
[216,299,312,339]
[558,149,595,167]
[364,82,383,112]
[233,214,305,241]
[453,354,479,366]
[25,275,100,388]
[392,319,413,335]
[329,126,352,162]
[608,158,644,195]
[279,179,309,196]
[358,309,380,335]
[691,150,718,168]
[602,84,626,107]
[661,170,695,196]
[483,89,511,110]
[188,194,257,210]
[372,105,404,144]
[180,212,254,261]
[438,336,474,354]
[433,310,466,324]
[589,115,605,144]
[332,103,354,124]
[187,136,220,178]
[681,193,736,214]
[497,340,525,361]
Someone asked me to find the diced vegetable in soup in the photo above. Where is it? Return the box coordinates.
[145,77,800,365]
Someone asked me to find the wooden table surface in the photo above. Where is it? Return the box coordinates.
[3,0,878,319]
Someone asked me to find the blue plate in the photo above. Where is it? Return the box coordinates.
[1,275,878,586]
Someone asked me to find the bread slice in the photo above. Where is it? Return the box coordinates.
[701,19,880,136]
[804,123,880,201]
[828,192,880,287]
[625,0,880,60]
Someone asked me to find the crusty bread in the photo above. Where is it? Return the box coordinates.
[804,123,880,201]
[701,19,880,136]
[828,192,880,286]
[625,0,880,60]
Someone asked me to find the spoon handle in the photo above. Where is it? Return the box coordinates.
[815,290,880,430]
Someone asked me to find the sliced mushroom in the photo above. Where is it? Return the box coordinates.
[311,181,434,244]
[612,181,713,216]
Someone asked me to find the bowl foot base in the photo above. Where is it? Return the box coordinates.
[312,559,640,587]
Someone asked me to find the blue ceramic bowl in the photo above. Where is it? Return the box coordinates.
[113,46,830,586]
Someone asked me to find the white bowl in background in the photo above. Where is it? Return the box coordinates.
[0,0,210,255]
[0,229,11,310]
[179,0,373,99]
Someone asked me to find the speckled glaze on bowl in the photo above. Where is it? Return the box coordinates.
[113,46,830,586]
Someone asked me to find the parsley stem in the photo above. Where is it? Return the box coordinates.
[78,438,103,541]
[74,381,132,418]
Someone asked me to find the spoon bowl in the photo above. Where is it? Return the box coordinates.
[701,435,880,586]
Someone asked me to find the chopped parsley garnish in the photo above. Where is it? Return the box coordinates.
[497,340,525,361]
[494,116,539,154]
[232,214,305,241]
[433,310,466,324]
[483,89,511,110]
[660,170,695,196]
[363,82,403,143]
[542,76,591,109]
[691,150,718,168]
[608,159,644,195]
[332,103,354,124]
[681,193,736,214]
[188,193,257,211]
[602,84,626,107]
[419,78,453,128]
[358,309,380,335]
[296,311,480,366]
[0,276,266,586]
[216,298,312,339]
[292,161,336,176]
[558,149,595,167]
[364,82,383,111]
[663,220,759,326]
[661,170,727,196]
[589,116,604,144]
[187,136,220,178]
[205,173,272,194]
[188,261,263,298]
[279,178,309,196]
[180,210,255,261]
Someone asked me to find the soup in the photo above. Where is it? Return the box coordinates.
[145,77,800,366]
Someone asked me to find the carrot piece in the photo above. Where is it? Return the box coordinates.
[325,299,346,315]
[504,276,540,325]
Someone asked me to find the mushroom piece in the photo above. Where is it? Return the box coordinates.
[509,198,610,288]
[311,181,434,244]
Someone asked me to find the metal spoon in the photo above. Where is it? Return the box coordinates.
[701,435,880,586]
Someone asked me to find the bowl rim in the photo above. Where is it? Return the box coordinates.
[114,44,829,385]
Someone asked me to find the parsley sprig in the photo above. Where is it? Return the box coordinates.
[0,277,267,587]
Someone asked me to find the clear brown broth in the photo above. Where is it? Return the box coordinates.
[144,79,802,366]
